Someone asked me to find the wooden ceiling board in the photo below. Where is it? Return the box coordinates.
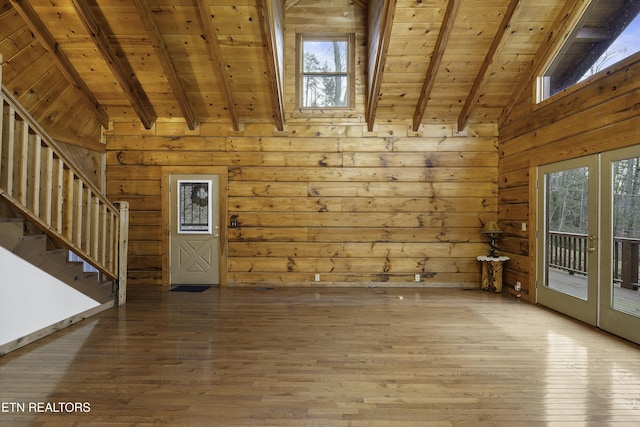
[386,36,438,51]
[208,1,275,124]
[376,0,444,122]
[15,68,63,108]
[412,0,511,126]
[463,0,562,124]
[2,42,48,85]
[10,53,55,94]
[0,9,25,38]
[26,0,136,122]
[0,0,572,136]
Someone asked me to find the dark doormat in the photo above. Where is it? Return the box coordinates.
[170,285,212,293]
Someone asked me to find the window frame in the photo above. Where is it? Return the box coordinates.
[296,33,355,110]
[536,0,640,104]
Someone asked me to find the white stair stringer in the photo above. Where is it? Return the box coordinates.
[0,244,111,354]
[12,236,115,304]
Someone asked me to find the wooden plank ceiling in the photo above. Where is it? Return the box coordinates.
[0,0,567,143]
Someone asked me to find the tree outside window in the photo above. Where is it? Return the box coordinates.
[299,35,351,108]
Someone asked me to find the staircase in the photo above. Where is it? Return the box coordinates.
[0,215,115,304]
[0,57,128,354]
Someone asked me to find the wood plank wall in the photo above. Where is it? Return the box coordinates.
[498,54,640,302]
[106,122,499,287]
[55,141,104,190]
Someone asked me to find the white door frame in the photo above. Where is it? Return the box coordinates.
[535,155,599,326]
[161,166,228,288]
[532,147,640,344]
[599,145,640,344]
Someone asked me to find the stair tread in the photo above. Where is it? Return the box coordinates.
[0,218,24,223]
[21,234,46,240]
[45,249,68,255]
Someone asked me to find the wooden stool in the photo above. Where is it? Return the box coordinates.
[477,256,510,293]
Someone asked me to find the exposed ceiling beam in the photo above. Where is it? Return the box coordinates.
[9,0,109,128]
[196,0,240,131]
[132,0,197,130]
[70,0,156,129]
[261,0,285,131]
[194,0,240,131]
[412,0,460,131]
[366,0,397,132]
[458,0,520,131]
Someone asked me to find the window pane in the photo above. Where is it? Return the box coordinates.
[545,167,590,300]
[303,40,347,73]
[178,180,212,233]
[611,156,640,317]
[542,1,640,99]
[302,75,348,107]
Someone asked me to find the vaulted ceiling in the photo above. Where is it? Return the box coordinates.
[0,0,571,147]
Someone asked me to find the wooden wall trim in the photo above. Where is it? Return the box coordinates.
[527,164,538,303]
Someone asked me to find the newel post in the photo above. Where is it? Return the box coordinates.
[116,201,130,305]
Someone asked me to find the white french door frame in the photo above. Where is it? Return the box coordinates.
[534,146,640,344]
[599,145,640,344]
[536,155,599,326]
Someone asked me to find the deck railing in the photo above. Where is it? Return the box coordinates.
[548,231,640,290]
[1,84,128,302]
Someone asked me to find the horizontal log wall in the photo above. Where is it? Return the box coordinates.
[498,54,640,302]
[106,122,498,287]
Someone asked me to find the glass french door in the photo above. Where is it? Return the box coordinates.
[599,146,640,344]
[537,156,599,326]
[537,147,640,344]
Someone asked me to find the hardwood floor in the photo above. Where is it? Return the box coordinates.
[1,286,640,426]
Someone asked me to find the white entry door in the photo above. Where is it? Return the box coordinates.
[169,174,220,285]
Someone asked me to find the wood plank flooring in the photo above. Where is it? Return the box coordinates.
[1,286,640,426]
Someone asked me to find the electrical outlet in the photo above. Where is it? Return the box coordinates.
[515,281,522,292]
[414,274,420,282]
[315,273,320,282]
[522,222,527,231]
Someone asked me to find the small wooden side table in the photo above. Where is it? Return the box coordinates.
[477,256,510,293]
